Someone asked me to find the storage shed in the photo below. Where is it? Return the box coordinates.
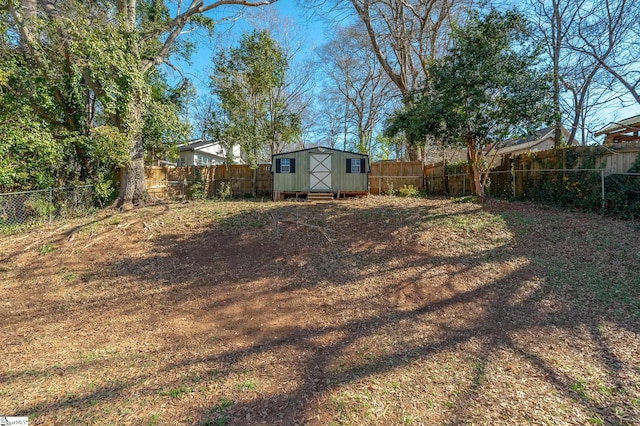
[271,147,369,200]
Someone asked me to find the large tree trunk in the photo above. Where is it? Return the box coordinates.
[406,132,421,161]
[407,144,421,161]
[117,135,147,210]
[116,86,148,209]
[466,139,484,198]
[251,168,258,197]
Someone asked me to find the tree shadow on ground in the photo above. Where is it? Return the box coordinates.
[3,198,640,425]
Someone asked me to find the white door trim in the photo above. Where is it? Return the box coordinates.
[310,153,332,191]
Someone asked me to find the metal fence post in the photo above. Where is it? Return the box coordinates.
[48,188,53,223]
[601,169,605,213]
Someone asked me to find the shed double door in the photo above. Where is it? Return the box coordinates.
[309,153,332,191]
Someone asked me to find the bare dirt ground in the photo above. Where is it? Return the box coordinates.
[1,196,639,425]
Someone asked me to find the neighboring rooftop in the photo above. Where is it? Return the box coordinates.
[594,114,640,144]
[501,127,555,148]
[488,127,574,157]
[177,138,226,154]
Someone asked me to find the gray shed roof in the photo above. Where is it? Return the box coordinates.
[272,146,369,158]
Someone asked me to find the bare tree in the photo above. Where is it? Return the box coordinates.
[568,0,640,105]
[301,0,471,159]
[317,25,397,156]
[526,0,640,146]
[529,0,575,146]
[246,8,315,156]
[312,92,346,149]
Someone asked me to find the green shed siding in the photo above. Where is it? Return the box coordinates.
[272,147,369,193]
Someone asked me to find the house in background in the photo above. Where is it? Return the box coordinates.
[594,114,640,145]
[271,146,369,200]
[176,139,243,166]
[487,127,575,160]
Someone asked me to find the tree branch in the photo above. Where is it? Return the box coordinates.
[142,0,277,72]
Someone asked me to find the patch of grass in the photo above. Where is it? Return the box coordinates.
[61,272,77,281]
[25,403,43,420]
[234,380,257,390]
[330,390,377,422]
[79,351,99,362]
[589,415,603,425]
[206,368,221,378]
[330,395,347,417]
[147,413,160,425]
[472,360,487,386]
[570,380,589,400]
[80,271,97,282]
[17,368,54,379]
[439,212,506,237]
[159,387,192,399]
[451,195,480,203]
[200,395,238,426]
[83,399,99,408]
[201,417,229,426]
[0,266,8,274]
[38,243,55,255]
[402,414,419,424]
[211,396,234,412]
[596,384,613,397]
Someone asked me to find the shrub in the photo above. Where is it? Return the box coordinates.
[398,184,421,198]
[190,181,206,200]
[217,182,232,201]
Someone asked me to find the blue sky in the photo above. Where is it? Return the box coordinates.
[172,1,325,97]
[170,1,640,140]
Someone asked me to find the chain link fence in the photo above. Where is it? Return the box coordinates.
[0,185,95,231]
[425,169,640,218]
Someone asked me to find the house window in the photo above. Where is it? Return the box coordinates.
[346,158,365,173]
[276,158,296,173]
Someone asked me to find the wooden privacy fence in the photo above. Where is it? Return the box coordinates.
[145,161,429,199]
[145,164,272,199]
[142,144,640,200]
[368,161,424,195]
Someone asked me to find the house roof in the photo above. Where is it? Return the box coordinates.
[271,146,369,158]
[594,114,640,136]
[489,127,573,156]
[177,138,220,152]
[500,127,555,149]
